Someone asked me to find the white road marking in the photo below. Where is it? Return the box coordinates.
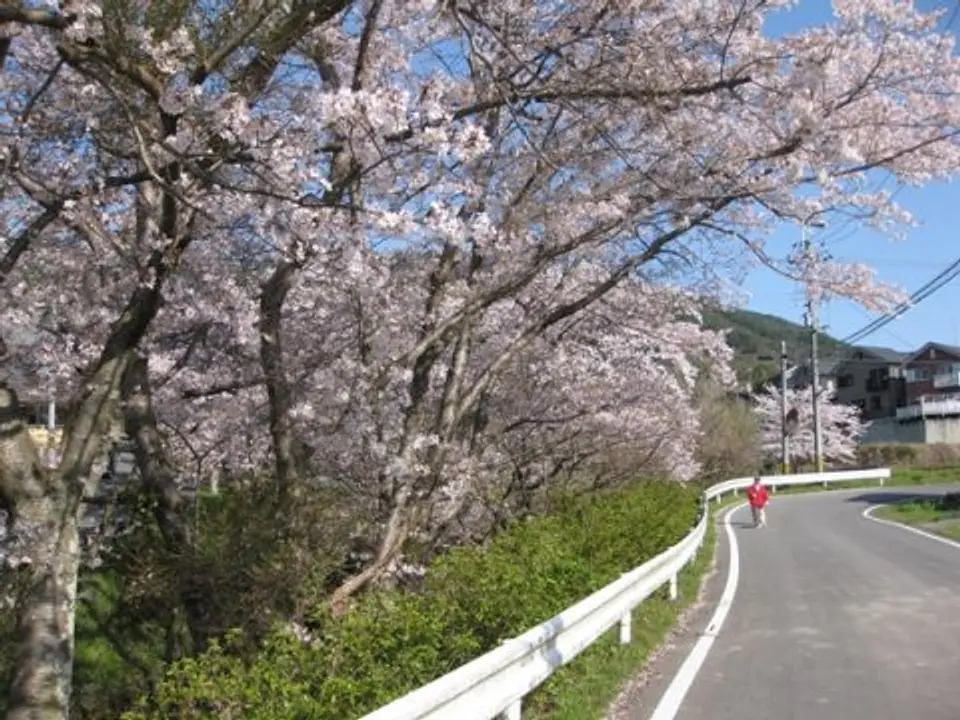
[862,504,960,551]
[647,502,747,720]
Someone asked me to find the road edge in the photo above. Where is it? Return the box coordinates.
[604,501,746,720]
[862,504,960,551]
[644,502,744,720]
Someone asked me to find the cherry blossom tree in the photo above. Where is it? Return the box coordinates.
[406,272,738,547]
[139,253,737,597]
[752,380,868,466]
[2,0,960,716]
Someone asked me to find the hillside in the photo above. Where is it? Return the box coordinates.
[703,308,850,388]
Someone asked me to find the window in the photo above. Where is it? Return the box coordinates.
[870,395,883,410]
[906,367,930,383]
[838,374,854,388]
[867,368,889,391]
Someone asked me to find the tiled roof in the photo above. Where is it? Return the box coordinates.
[854,345,909,363]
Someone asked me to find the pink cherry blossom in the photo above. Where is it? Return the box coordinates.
[752,378,868,465]
[3,0,960,713]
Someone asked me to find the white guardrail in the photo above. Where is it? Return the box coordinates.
[361,468,891,720]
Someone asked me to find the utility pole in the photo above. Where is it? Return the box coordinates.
[803,223,825,474]
[780,340,790,474]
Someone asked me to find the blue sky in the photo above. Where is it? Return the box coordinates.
[744,0,960,351]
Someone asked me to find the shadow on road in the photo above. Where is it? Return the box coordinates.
[843,490,945,507]
[726,520,757,529]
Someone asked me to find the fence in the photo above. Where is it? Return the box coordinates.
[361,468,891,720]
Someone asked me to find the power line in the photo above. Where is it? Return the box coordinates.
[840,255,960,345]
[843,265,960,344]
[842,272,945,343]
[829,301,914,354]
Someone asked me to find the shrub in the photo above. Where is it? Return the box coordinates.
[856,443,960,469]
[939,492,960,512]
[123,480,699,720]
[0,479,356,720]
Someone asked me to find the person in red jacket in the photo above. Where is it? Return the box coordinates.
[746,476,769,528]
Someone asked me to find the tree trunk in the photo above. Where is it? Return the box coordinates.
[0,382,76,720]
[6,509,80,720]
[121,355,190,548]
[329,484,413,616]
[121,355,216,652]
[329,246,459,611]
[4,246,184,718]
[259,261,304,501]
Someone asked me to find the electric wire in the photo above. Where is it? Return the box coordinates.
[841,255,960,345]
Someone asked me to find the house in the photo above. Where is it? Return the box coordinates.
[787,345,906,421]
[903,342,960,404]
[831,346,908,420]
[860,342,960,445]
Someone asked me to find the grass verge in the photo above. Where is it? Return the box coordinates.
[523,511,719,719]
[873,493,960,541]
[887,467,960,486]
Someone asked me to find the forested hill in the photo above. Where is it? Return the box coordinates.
[703,308,850,388]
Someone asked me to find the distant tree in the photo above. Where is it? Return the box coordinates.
[752,379,867,467]
[695,379,761,484]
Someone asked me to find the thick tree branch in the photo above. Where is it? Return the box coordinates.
[181,377,265,400]
[0,205,60,286]
[0,5,73,29]
[235,0,352,98]
[351,0,383,91]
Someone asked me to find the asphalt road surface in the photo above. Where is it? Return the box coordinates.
[640,486,960,720]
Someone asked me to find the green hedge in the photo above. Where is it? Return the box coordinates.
[123,481,699,720]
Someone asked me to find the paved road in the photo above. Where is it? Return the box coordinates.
[644,486,960,720]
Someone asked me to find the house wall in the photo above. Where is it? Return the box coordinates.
[922,417,960,444]
[833,357,904,420]
[861,417,960,445]
[861,418,926,444]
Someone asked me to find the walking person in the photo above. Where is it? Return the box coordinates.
[746,475,769,528]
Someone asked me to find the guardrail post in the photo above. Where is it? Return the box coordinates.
[500,699,521,720]
[880,475,885,486]
[669,573,678,601]
[619,611,632,645]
